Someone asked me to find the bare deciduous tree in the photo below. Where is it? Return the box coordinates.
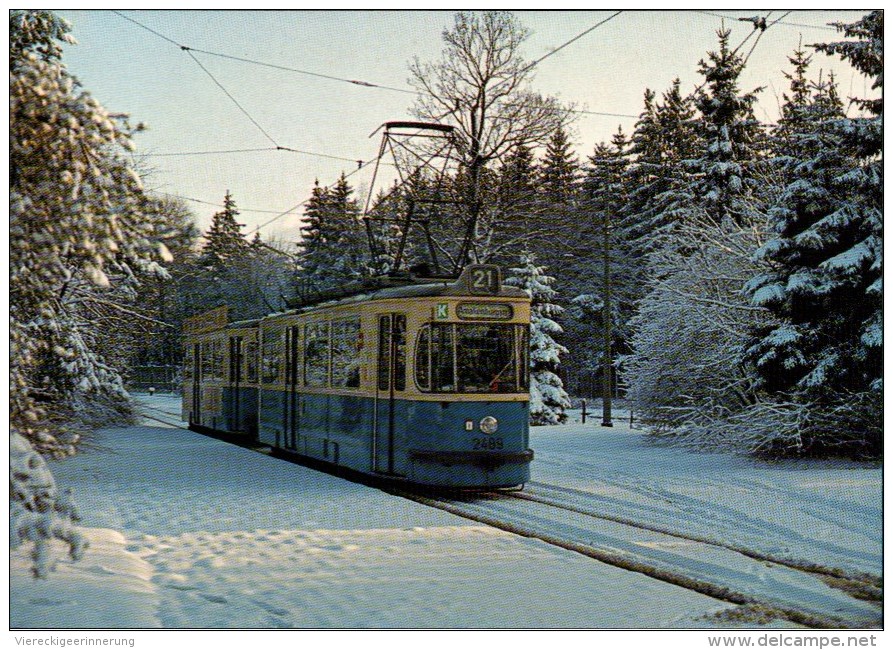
[408,11,572,264]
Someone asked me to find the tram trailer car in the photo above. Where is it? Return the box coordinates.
[182,306,260,438]
[183,266,533,488]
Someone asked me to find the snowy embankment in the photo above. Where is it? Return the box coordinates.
[10,395,881,629]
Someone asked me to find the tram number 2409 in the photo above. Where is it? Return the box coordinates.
[472,437,504,451]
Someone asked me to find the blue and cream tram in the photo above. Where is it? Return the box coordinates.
[183,265,533,488]
[182,307,260,438]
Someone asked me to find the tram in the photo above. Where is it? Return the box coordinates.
[183,265,533,488]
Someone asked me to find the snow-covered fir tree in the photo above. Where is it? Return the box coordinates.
[10,432,87,578]
[491,144,539,267]
[744,13,882,455]
[691,28,765,225]
[10,9,170,574]
[11,9,171,443]
[623,28,781,452]
[621,78,701,270]
[296,174,367,297]
[538,126,580,211]
[199,191,251,270]
[506,254,570,425]
[567,130,632,390]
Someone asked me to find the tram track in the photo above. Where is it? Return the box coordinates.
[137,401,881,628]
[388,486,882,629]
[521,481,883,592]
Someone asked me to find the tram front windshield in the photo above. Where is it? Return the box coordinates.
[416,323,529,393]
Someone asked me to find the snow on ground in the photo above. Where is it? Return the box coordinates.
[11,395,731,629]
[544,406,882,578]
[10,394,881,629]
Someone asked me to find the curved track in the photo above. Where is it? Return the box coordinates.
[386,486,881,629]
[138,401,881,629]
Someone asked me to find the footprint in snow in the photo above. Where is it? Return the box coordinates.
[199,593,228,604]
[252,600,290,617]
[30,597,67,607]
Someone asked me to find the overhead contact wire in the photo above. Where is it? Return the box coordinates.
[185,49,280,147]
[518,11,623,75]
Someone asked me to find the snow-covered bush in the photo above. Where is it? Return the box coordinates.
[626,206,779,450]
[506,254,570,425]
[10,431,87,578]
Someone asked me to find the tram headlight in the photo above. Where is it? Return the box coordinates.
[479,416,499,435]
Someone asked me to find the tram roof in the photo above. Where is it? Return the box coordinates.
[227,319,260,329]
[267,278,528,321]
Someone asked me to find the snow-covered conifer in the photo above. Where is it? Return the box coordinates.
[10,432,87,578]
[691,28,765,224]
[506,254,570,425]
[11,8,173,575]
[10,10,169,447]
[744,12,881,455]
[200,191,251,269]
[297,174,367,296]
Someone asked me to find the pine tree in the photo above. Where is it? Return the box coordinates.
[296,174,367,296]
[491,144,538,267]
[692,28,765,225]
[506,254,570,425]
[539,126,580,209]
[626,79,700,260]
[530,128,588,288]
[744,12,882,455]
[772,43,814,150]
[200,191,250,269]
[568,130,633,391]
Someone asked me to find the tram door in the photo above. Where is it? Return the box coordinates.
[283,326,300,450]
[374,313,406,474]
[191,343,201,424]
[228,336,243,431]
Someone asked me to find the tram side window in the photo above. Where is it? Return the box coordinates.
[201,339,224,381]
[183,347,193,381]
[377,315,407,392]
[431,324,455,391]
[201,342,212,379]
[304,322,330,387]
[261,330,281,384]
[331,319,361,389]
[246,341,259,384]
[394,315,406,391]
[415,327,430,390]
[213,340,225,380]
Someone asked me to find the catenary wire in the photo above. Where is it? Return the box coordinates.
[113,10,635,123]
[694,10,838,32]
[517,11,623,76]
[184,49,280,147]
[182,46,417,95]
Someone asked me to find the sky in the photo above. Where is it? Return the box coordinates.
[55,8,877,243]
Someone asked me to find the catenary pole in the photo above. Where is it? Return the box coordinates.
[602,208,613,427]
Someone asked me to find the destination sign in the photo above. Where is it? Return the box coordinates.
[456,302,514,321]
